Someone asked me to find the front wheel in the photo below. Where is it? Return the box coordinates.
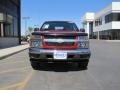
[78,59,89,69]
[30,61,40,70]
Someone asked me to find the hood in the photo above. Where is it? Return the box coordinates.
[32,30,88,36]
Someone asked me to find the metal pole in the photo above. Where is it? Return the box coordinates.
[98,31,100,40]
[1,23,4,37]
[22,17,30,35]
[25,19,27,34]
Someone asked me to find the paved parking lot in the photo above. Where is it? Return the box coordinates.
[0,40,120,90]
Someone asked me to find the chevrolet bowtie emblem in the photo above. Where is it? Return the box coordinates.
[57,39,64,43]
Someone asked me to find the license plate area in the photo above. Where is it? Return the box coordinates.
[54,52,67,59]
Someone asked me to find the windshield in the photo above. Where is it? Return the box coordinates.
[40,22,79,31]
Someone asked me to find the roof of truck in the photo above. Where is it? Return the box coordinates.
[44,21,74,23]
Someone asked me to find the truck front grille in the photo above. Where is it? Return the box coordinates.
[45,42,74,46]
[44,35,75,39]
[42,35,78,49]
[44,35,75,46]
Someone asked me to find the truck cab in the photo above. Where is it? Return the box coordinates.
[29,21,91,70]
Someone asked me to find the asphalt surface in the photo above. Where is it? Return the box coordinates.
[0,40,120,90]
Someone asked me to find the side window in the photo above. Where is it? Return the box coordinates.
[42,24,50,30]
[72,23,79,31]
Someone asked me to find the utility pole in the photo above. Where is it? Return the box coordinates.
[22,17,30,36]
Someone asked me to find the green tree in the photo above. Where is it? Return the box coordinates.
[25,27,34,36]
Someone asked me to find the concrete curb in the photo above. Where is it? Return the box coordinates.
[0,44,29,60]
[105,40,120,42]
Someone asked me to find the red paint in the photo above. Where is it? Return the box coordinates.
[41,35,78,50]
[35,30,79,34]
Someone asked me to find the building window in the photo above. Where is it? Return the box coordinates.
[112,13,120,21]
[89,22,93,38]
[13,17,18,37]
[105,13,112,23]
[95,18,102,26]
[0,0,20,38]
[94,30,120,40]
[95,20,98,26]
[3,14,14,37]
[0,13,18,37]
[105,13,120,23]
[4,23,15,37]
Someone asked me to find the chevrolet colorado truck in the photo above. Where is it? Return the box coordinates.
[29,21,91,70]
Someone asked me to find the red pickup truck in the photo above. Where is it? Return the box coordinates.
[29,21,91,70]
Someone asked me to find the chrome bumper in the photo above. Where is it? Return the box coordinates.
[29,48,91,61]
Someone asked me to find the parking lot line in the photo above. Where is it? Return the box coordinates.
[0,82,23,90]
[0,67,31,75]
[17,70,34,90]
[0,70,34,90]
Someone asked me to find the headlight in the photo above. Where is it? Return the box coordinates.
[78,36,89,48]
[30,41,42,47]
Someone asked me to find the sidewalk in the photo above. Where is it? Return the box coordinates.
[105,40,120,42]
[0,44,29,60]
[90,39,120,42]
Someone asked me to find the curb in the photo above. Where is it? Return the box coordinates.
[0,47,29,60]
[105,40,120,42]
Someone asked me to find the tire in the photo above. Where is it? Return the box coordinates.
[78,59,89,69]
[31,61,40,70]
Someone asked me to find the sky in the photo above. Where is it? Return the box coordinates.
[21,0,119,35]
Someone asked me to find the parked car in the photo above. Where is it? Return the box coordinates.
[29,21,91,70]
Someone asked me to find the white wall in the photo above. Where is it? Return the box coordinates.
[93,2,120,32]
[94,4,112,19]
[112,22,120,29]
[93,21,120,32]
[112,2,120,11]
[93,22,112,32]
[81,13,94,22]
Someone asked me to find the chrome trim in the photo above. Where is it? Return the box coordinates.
[29,48,91,54]
[30,38,42,41]
[44,39,88,42]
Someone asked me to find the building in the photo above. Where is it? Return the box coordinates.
[81,13,95,39]
[0,0,21,48]
[81,2,120,40]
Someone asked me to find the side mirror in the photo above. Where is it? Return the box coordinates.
[34,28,39,31]
[80,28,85,32]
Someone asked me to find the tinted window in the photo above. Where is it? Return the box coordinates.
[95,18,102,26]
[105,13,112,23]
[112,13,120,21]
[105,13,120,23]
[41,22,79,31]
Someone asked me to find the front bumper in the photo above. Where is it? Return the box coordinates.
[29,48,91,62]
